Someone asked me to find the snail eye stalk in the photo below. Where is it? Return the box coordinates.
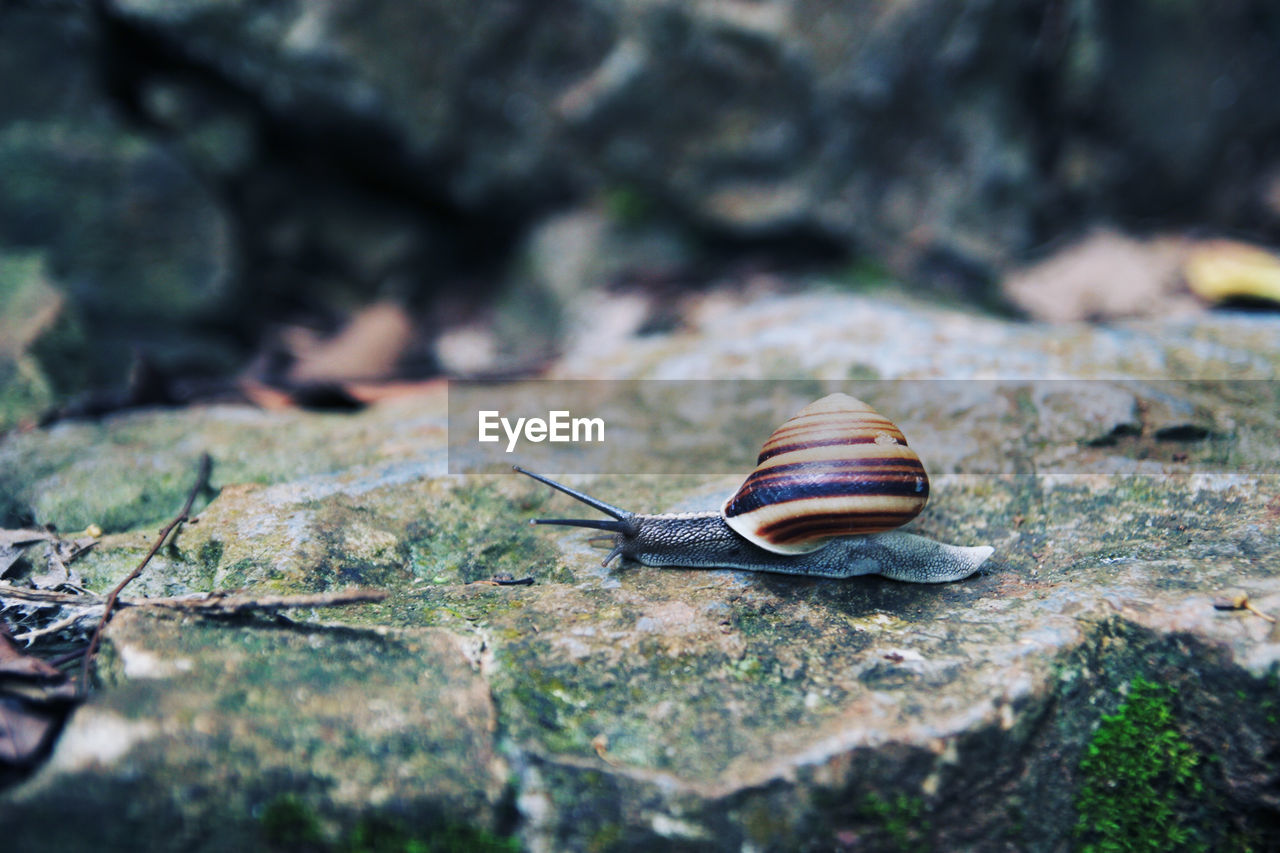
[513,466,638,537]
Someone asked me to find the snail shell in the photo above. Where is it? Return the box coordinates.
[722,394,929,554]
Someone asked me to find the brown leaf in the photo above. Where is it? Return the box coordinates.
[0,695,63,768]
[0,626,73,771]
[30,539,85,590]
[0,529,55,548]
[286,301,414,384]
[0,629,64,681]
[1002,230,1198,321]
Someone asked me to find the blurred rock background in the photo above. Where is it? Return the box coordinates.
[3,0,1280,426]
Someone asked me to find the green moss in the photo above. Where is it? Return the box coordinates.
[199,538,224,572]
[1073,678,1205,852]
[586,822,624,853]
[857,792,928,852]
[341,814,519,853]
[218,557,264,589]
[832,257,898,294]
[731,606,773,638]
[259,795,519,853]
[602,184,658,226]
[261,794,325,850]
[404,483,555,585]
[505,666,597,755]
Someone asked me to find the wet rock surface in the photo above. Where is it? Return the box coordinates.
[2,290,1279,849]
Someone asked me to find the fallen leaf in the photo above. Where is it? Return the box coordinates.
[0,530,94,588]
[1003,230,1198,321]
[0,694,63,769]
[1184,240,1280,305]
[0,624,75,773]
[0,628,63,681]
[286,301,414,384]
[0,529,56,548]
[30,539,87,590]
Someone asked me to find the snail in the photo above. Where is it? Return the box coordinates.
[515,393,993,583]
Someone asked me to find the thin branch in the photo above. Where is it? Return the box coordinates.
[0,585,102,608]
[79,453,212,694]
[11,611,94,644]
[124,588,388,615]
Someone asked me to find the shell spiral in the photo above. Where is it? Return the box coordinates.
[721,393,930,554]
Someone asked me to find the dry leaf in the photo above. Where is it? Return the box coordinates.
[1184,240,1280,305]
[0,529,56,548]
[0,695,63,769]
[0,624,74,772]
[1003,230,1198,321]
[0,630,63,681]
[286,301,415,384]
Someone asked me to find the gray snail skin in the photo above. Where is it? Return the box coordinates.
[516,394,994,583]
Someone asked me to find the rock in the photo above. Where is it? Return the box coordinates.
[550,285,1280,380]
[45,0,1280,356]
[2,289,1279,848]
[4,609,512,852]
[474,206,700,374]
[0,4,233,407]
[0,390,447,532]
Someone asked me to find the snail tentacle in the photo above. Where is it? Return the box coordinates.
[515,465,638,537]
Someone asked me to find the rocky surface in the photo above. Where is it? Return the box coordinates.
[2,288,1279,850]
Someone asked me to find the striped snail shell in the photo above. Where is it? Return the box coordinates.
[515,393,993,583]
[721,393,929,554]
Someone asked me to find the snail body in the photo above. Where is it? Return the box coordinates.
[517,393,993,583]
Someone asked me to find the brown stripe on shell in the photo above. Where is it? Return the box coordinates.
[758,414,907,463]
[721,393,930,554]
[732,456,928,504]
[757,510,924,543]
[725,468,928,520]
[763,412,902,437]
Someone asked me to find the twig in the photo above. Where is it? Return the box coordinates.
[79,453,212,694]
[0,584,102,608]
[46,647,88,668]
[0,586,385,614]
[11,611,96,644]
[1212,593,1277,623]
[125,588,388,615]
